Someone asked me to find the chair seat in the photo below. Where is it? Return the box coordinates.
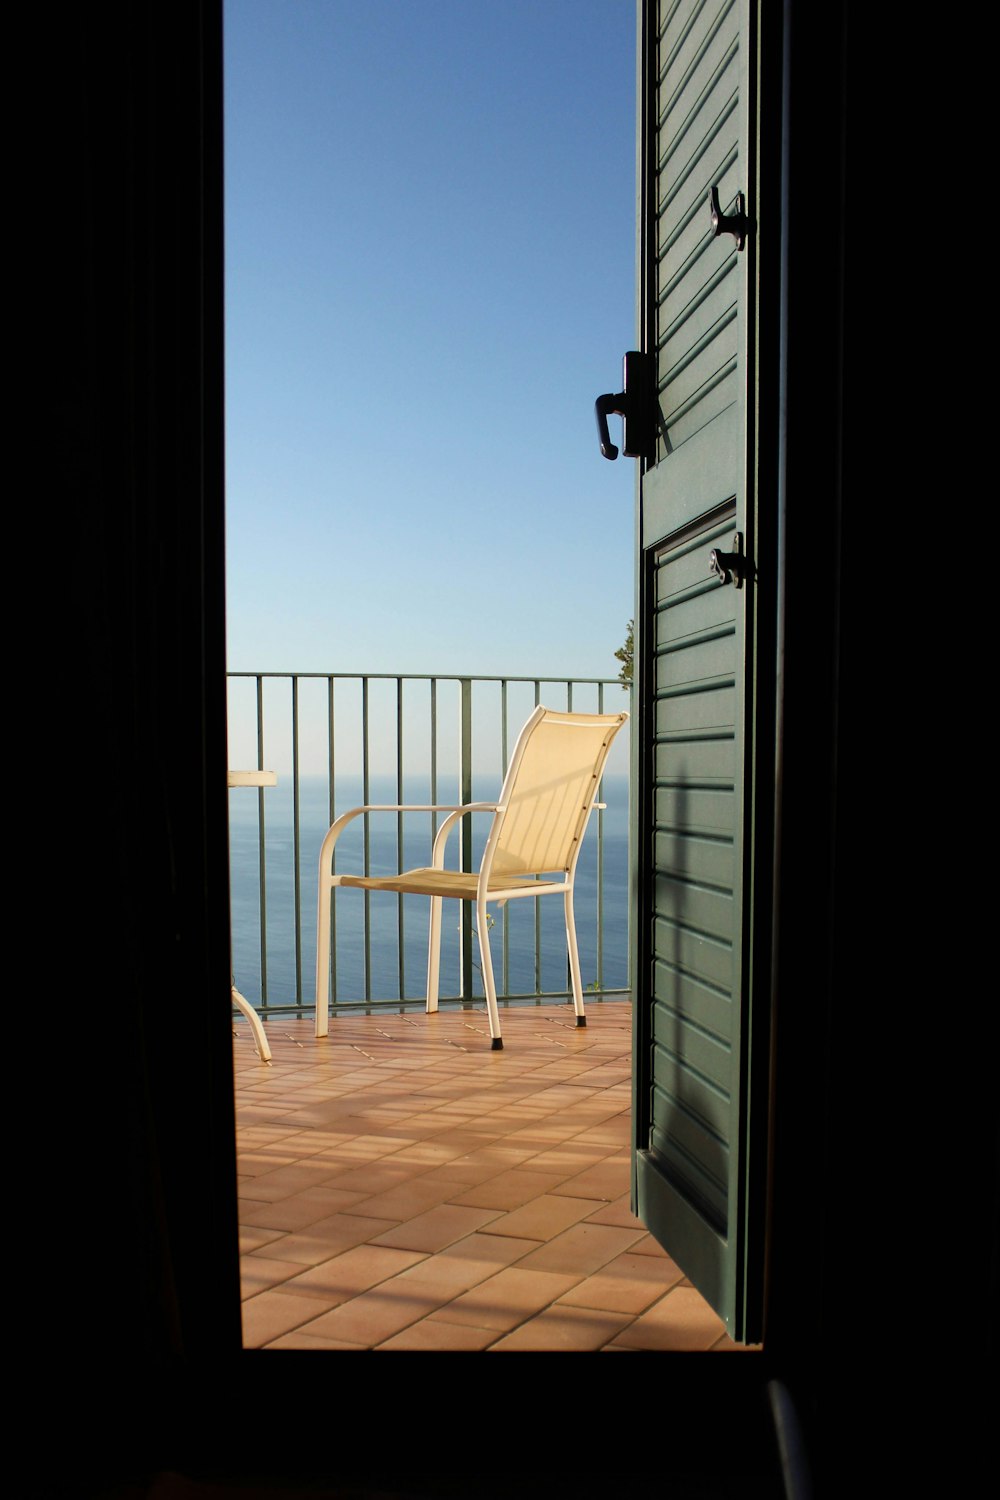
[338,868,561,899]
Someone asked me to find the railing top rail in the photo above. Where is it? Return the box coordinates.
[228,672,621,684]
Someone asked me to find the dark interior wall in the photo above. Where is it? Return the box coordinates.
[770,0,915,1464]
[30,0,240,1458]
[770,3,996,1478]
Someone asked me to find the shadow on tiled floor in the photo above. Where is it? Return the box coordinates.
[235,1001,748,1352]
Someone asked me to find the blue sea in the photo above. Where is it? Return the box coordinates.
[228,774,630,1011]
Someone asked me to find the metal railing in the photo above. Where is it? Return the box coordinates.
[226,672,630,1020]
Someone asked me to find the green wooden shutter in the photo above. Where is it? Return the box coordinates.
[631,0,767,1344]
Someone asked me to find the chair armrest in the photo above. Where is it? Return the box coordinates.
[318,803,500,873]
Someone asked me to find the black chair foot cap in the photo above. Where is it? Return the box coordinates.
[491,1037,503,1050]
[576,1016,587,1027]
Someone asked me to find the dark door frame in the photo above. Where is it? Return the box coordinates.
[31,2,994,1493]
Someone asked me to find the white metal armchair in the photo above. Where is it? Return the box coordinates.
[314,705,627,1049]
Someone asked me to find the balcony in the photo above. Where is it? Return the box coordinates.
[229,671,744,1351]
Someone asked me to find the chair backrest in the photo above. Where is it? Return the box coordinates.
[485,706,628,879]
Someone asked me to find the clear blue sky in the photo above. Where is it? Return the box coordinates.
[224,0,637,683]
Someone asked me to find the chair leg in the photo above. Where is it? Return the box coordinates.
[477,895,503,1049]
[426,894,443,1013]
[564,888,587,1027]
[232,985,272,1063]
[315,879,331,1038]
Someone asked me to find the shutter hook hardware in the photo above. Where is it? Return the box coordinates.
[709,533,748,589]
[709,186,749,251]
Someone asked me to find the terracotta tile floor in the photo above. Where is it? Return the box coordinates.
[234,1000,747,1352]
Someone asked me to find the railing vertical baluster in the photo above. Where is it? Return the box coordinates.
[396,677,405,1005]
[501,680,509,1000]
[328,676,337,1008]
[459,678,473,1007]
[565,679,572,996]
[597,679,605,995]
[533,678,541,997]
[430,679,438,840]
[292,675,302,1003]
[362,677,371,1006]
[429,679,439,994]
[256,675,269,1005]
